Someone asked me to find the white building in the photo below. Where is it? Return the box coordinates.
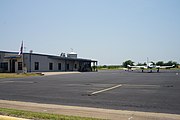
[0,51,98,73]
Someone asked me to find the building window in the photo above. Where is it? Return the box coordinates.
[34,62,39,70]
[18,62,22,70]
[49,63,53,70]
[58,63,61,70]
[67,64,69,70]
[74,64,77,69]
[0,62,8,70]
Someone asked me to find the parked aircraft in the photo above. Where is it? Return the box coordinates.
[127,63,175,72]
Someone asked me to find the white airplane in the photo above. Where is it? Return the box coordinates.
[127,63,175,72]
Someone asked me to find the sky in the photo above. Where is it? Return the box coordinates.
[0,0,180,65]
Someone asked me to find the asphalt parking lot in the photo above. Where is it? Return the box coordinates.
[0,70,180,114]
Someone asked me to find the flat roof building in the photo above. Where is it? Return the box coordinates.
[0,51,98,73]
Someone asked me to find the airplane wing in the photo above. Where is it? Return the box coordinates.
[123,67,138,71]
[127,65,147,69]
[155,65,175,69]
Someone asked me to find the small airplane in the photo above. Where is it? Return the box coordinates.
[126,62,175,73]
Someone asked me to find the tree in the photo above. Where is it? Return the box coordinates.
[164,61,173,66]
[165,61,178,67]
[123,60,134,68]
[143,62,147,65]
[136,62,143,66]
[172,61,178,68]
[156,61,164,66]
[156,61,178,68]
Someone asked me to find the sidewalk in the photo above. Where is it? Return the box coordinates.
[0,100,180,120]
[0,115,30,120]
[41,71,81,76]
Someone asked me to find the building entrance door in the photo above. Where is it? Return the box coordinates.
[10,59,16,73]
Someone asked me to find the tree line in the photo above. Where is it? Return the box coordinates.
[98,65,121,69]
[97,60,179,69]
[122,60,179,68]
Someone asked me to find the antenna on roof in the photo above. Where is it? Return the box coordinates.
[60,53,66,57]
[30,50,33,53]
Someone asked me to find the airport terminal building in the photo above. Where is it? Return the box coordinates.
[0,51,98,73]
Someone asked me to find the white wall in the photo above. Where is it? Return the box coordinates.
[24,54,80,72]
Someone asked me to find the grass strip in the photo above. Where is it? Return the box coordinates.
[0,108,103,120]
[0,73,43,79]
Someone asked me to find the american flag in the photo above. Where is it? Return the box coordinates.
[18,41,23,55]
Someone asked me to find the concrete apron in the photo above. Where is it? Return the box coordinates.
[41,72,81,76]
[0,100,180,120]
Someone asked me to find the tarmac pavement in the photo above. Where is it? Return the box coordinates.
[0,70,180,119]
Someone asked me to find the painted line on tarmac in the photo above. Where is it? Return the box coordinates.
[91,84,122,95]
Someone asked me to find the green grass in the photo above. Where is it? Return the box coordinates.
[0,73,42,79]
[0,108,103,120]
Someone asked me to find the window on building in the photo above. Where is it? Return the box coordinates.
[0,62,8,70]
[58,63,61,70]
[34,62,39,70]
[0,62,2,68]
[18,62,22,70]
[49,63,53,70]
[67,64,69,70]
[74,64,77,69]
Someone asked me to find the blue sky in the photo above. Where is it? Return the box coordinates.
[0,0,180,65]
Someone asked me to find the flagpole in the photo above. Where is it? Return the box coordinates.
[19,41,24,73]
[22,41,24,73]
[22,49,24,73]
